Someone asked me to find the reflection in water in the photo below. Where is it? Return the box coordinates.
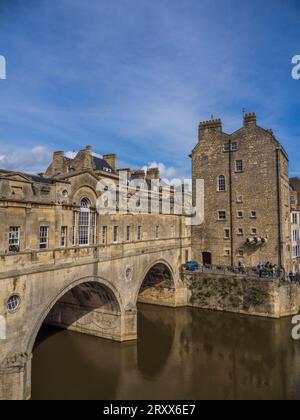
[32,305,300,400]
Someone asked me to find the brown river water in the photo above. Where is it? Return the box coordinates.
[32,304,300,400]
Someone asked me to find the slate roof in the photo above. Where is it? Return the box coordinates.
[93,156,115,173]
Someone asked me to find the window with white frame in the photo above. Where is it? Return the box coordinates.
[78,198,91,245]
[102,226,107,244]
[61,226,67,247]
[155,225,160,239]
[137,225,142,241]
[40,226,49,250]
[113,226,119,243]
[224,228,230,239]
[237,228,244,236]
[235,160,243,172]
[72,211,77,246]
[218,211,226,221]
[126,226,131,242]
[9,227,20,251]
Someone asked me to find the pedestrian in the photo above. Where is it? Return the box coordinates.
[258,262,264,278]
[289,271,294,283]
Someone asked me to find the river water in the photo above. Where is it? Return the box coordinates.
[32,305,300,400]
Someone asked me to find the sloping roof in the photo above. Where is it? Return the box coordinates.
[93,156,115,173]
[0,169,54,184]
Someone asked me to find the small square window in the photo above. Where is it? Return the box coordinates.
[237,211,243,219]
[237,228,244,236]
[251,211,257,219]
[224,249,231,256]
[218,211,226,221]
[238,250,244,257]
[236,195,243,203]
[251,228,257,236]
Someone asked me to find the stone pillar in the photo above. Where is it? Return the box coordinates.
[0,353,31,400]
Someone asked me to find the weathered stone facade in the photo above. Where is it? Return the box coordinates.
[191,113,292,271]
[0,147,191,400]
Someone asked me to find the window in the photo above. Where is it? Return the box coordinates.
[218,175,226,192]
[9,227,20,252]
[218,211,226,221]
[237,211,243,219]
[224,142,238,152]
[7,295,21,313]
[61,226,67,248]
[235,160,243,172]
[224,229,230,239]
[237,228,244,236]
[251,228,257,236]
[40,226,49,249]
[292,213,298,225]
[79,198,91,246]
[236,195,243,203]
[155,225,160,239]
[102,226,107,245]
[224,249,231,256]
[137,225,142,241]
[251,211,257,219]
[72,211,77,246]
[113,226,119,243]
[238,250,244,257]
[126,226,131,242]
[91,213,97,245]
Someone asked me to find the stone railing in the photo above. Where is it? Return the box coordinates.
[0,236,190,276]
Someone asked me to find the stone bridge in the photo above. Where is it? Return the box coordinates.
[0,237,190,400]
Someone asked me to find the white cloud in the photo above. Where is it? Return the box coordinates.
[142,162,176,178]
[0,146,51,173]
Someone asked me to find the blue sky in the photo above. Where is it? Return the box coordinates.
[0,0,299,178]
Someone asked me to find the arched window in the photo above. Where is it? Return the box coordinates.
[79,198,91,245]
[218,175,226,192]
[80,197,91,209]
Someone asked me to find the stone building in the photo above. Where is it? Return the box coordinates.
[0,146,190,258]
[191,113,292,271]
[290,178,300,273]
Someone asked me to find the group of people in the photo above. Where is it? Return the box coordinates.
[288,271,300,283]
[257,262,279,278]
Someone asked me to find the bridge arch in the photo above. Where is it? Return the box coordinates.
[135,259,182,308]
[27,276,126,356]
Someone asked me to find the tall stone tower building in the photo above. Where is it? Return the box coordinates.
[191,113,292,271]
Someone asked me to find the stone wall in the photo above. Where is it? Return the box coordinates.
[185,272,300,318]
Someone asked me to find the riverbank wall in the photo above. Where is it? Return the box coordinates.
[183,271,300,318]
